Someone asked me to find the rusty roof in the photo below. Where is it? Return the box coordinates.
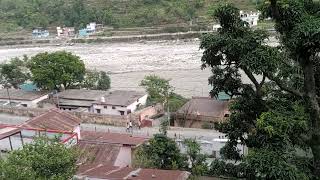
[81,131,149,146]
[0,124,21,140]
[0,89,48,101]
[57,89,108,101]
[21,109,81,132]
[76,164,190,180]
[77,141,121,167]
[94,90,147,106]
[177,97,230,118]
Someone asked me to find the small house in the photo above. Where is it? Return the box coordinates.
[0,109,81,152]
[54,89,109,112]
[57,27,75,37]
[175,97,230,128]
[21,109,82,140]
[32,28,49,38]
[0,89,48,108]
[240,10,260,27]
[91,90,148,115]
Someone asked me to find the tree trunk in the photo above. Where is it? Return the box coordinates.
[301,58,320,176]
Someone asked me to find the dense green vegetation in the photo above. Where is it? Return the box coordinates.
[200,0,320,179]
[140,75,188,112]
[0,136,78,179]
[0,0,258,32]
[0,51,111,91]
[133,134,208,178]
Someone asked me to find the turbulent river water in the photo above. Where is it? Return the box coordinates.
[0,38,274,97]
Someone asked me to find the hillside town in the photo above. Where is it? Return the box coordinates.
[0,0,320,180]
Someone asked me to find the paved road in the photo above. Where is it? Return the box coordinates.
[0,113,226,140]
[80,123,225,142]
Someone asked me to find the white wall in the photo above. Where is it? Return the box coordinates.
[127,94,148,113]
[0,94,48,108]
[114,146,132,167]
[92,94,148,116]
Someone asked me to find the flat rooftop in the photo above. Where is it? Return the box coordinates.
[56,89,109,101]
[0,89,47,101]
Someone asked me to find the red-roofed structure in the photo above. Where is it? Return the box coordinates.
[78,131,149,167]
[75,163,190,180]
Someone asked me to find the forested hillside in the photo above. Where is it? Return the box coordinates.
[0,0,259,32]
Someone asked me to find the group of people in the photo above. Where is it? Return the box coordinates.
[126,119,142,133]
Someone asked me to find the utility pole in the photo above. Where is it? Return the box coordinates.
[5,84,12,109]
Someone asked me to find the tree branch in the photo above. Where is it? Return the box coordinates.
[260,73,266,86]
[241,66,260,89]
[265,72,303,97]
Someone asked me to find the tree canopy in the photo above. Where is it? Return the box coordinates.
[0,56,30,88]
[0,136,78,180]
[140,75,188,112]
[82,70,111,91]
[28,51,85,90]
[200,1,320,178]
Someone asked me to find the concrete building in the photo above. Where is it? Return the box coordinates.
[240,10,260,27]
[92,90,148,116]
[0,89,48,108]
[175,97,230,128]
[55,89,109,112]
[32,28,49,38]
[57,27,75,37]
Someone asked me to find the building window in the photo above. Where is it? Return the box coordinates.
[96,109,101,114]
[119,111,125,116]
[112,106,116,109]
[21,104,27,107]
[104,106,108,109]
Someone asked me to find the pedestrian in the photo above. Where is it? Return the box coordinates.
[126,122,129,132]
[129,120,133,133]
[138,119,141,130]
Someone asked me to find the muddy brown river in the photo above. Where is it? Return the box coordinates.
[0,39,269,97]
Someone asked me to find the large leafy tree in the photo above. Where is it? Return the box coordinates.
[133,134,187,170]
[0,136,78,180]
[28,51,85,90]
[200,2,318,179]
[0,56,30,88]
[82,70,111,91]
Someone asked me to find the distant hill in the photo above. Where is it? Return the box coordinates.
[0,0,259,32]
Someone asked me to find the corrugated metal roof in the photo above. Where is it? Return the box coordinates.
[0,125,21,140]
[0,89,47,101]
[77,141,121,166]
[21,109,81,132]
[94,90,146,106]
[177,97,230,118]
[76,164,190,180]
[81,131,149,146]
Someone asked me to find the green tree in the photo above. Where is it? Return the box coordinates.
[82,70,111,90]
[140,75,174,106]
[0,136,78,180]
[140,75,188,112]
[133,134,186,170]
[97,71,111,90]
[0,57,30,88]
[183,139,208,176]
[28,51,85,90]
[263,0,320,175]
[200,3,317,179]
